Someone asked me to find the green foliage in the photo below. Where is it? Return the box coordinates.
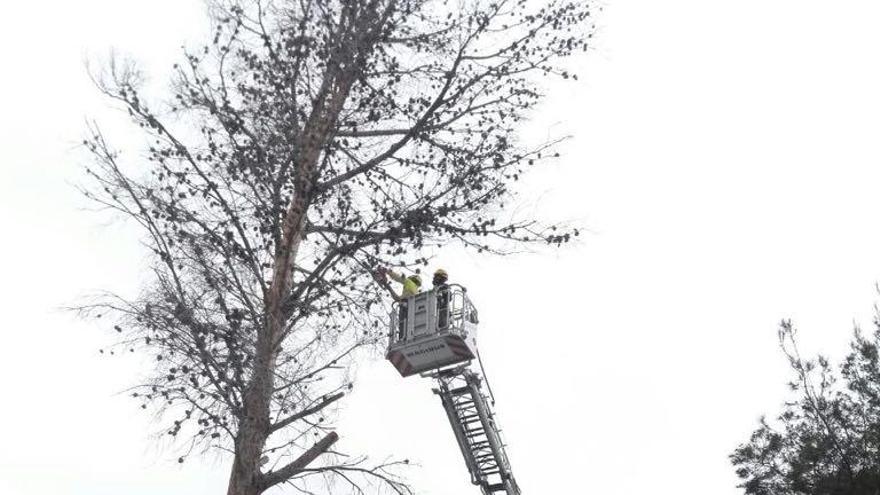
[731,319,880,494]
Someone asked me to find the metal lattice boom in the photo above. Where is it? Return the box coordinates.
[431,366,521,495]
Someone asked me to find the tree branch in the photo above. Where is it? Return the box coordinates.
[261,431,339,489]
[269,392,345,434]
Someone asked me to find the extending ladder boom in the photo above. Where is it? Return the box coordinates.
[385,287,521,494]
[432,367,521,495]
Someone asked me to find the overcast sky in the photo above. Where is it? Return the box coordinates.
[3,1,880,494]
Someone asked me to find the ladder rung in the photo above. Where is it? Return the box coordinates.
[448,386,470,396]
[437,370,518,495]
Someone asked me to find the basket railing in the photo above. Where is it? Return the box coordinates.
[388,284,477,347]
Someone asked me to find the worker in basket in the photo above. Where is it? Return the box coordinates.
[378,267,422,341]
[433,269,450,330]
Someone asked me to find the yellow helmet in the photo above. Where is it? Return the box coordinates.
[408,274,422,286]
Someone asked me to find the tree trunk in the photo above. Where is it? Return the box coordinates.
[226,203,309,495]
[227,467,262,495]
[226,332,277,495]
[224,31,361,492]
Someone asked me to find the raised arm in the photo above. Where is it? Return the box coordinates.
[385,269,406,284]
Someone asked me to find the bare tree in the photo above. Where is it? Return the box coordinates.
[79,1,592,494]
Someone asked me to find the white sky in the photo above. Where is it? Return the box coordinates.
[3,1,880,494]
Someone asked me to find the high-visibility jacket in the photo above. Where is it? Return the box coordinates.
[388,270,420,298]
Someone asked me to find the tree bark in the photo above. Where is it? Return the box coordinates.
[227,328,277,495]
[226,90,346,495]
[225,8,375,493]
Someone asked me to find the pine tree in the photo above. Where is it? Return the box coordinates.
[79,1,594,494]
